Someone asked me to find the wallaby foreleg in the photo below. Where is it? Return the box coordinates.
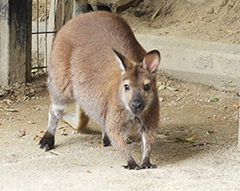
[140,130,157,169]
[107,124,139,170]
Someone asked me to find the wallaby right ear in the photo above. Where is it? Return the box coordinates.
[112,49,131,73]
[143,50,161,74]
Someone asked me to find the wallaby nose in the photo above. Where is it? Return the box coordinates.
[131,99,142,110]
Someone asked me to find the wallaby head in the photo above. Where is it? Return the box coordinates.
[113,49,161,115]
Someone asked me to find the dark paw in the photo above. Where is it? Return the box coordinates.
[102,134,111,147]
[39,131,55,151]
[123,161,140,170]
[140,163,158,169]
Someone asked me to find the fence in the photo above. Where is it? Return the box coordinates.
[30,0,73,77]
[29,0,134,78]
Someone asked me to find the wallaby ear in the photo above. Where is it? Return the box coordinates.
[112,48,130,73]
[143,50,161,74]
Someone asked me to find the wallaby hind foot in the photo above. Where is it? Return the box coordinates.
[61,104,89,131]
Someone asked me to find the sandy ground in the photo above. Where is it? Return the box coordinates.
[1,0,240,190]
[0,73,239,191]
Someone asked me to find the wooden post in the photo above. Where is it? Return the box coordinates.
[0,0,30,86]
[55,0,73,31]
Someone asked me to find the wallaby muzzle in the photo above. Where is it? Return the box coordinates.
[130,97,144,115]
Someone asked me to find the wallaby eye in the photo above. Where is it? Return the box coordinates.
[124,84,130,91]
[144,84,151,91]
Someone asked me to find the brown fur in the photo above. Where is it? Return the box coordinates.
[39,11,160,170]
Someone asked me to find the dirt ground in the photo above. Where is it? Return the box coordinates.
[122,0,240,44]
[0,72,239,191]
[1,0,240,190]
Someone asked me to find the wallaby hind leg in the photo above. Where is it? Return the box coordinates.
[62,104,111,147]
[39,103,66,151]
[61,104,89,131]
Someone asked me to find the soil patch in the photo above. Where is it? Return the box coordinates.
[122,0,240,44]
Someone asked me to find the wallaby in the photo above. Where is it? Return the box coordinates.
[39,11,161,170]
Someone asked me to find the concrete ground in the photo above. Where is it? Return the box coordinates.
[136,35,240,92]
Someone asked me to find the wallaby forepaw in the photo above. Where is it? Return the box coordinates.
[140,163,157,169]
[39,131,55,151]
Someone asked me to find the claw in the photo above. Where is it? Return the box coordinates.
[123,161,140,170]
[123,164,140,170]
[140,163,157,169]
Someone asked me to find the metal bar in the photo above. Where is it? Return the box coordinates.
[45,0,48,69]
[26,0,32,81]
[32,31,57,34]
[238,92,240,150]
[36,0,40,70]
[62,1,65,27]
[31,66,47,70]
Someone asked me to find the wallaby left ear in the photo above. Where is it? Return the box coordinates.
[143,50,161,74]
